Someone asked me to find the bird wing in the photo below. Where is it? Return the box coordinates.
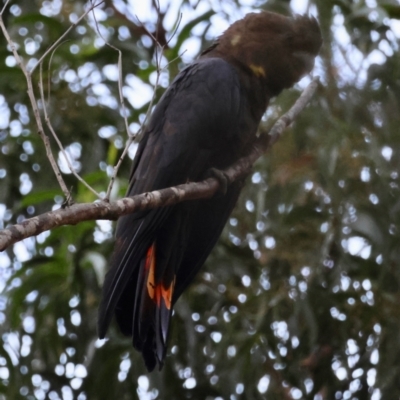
[172,180,244,303]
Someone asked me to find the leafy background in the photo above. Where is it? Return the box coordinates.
[1,0,400,399]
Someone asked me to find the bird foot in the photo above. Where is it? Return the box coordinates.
[206,167,230,195]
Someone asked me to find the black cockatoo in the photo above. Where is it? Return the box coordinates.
[98,11,322,371]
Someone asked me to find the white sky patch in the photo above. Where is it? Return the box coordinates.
[239,0,258,6]
[23,315,36,333]
[0,253,10,269]
[367,49,386,65]
[291,0,308,14]
[360,167,370,182]
[331,11,364,86]
[184,377,197,389]
[333,13,350,45]
[180,37,202,63]
[296,74,313,90]
[370,349,379,365]
[102,64,119,81]
[128,141,139,160]
[336,367,348,380]
[98,125,117,139]
[91,83,111,97]
[257,375,270,394]
[389,19,400,39]
[163,1,188,31]
[124,75,153,109]
[127,0,155,23]
[346,236,371,260]
[272,321,289,341]
[0,95,10,129]
[13,241,31,262]
[58,143,82,174]
[379,39,394,57]
[381,146,393,161]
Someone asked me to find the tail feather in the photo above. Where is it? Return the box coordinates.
[99,208,183,371]
[155,276,175,364]
[98,234,140,338]
[134,244,156,348]
[131,242,176,370]
[158,277,175,345]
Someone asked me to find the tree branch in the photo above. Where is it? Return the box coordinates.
[0,77,319,252]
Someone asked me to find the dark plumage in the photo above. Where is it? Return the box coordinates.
[98,11,322,371]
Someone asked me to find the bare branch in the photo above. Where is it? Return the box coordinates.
[46,40,69,104]
[0,77,319,251]
[105,135,134,199]
[1,1,110,204]
[264,76,320,149]
[30,1,105,74]
[39,59,103,199]
[0,0,10,16]
[88,1,133,200]
[166,13,182,46]
[0,178,218,251]
[0,6,71,200]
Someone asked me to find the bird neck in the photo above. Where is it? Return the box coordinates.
[201,50,272,118]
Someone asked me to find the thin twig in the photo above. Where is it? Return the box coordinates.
[33,0,118,200]
[133,5,180,138]
[0,78,320,251]
[88,0,132,200]
[0,6,71,200]
[166,13,182,46]
[1,1,109,203]
[106,135,135,198]
[39,53,103,199]
[132,15,163,144]
[47,39,70,104]
[106,3,183,199]
[30,1,105,74]
[0,0,10,16]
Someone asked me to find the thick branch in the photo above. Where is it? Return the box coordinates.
[0,77,319,252]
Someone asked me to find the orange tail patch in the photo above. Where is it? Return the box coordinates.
[145,243,175,310]
[145,244,157,301]
[156,277,175,310]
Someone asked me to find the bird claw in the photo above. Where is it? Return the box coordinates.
[207,167,230,195]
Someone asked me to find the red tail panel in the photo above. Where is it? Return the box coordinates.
[144,243,175,309]
[144,243,157,302]
[138,242,176,369]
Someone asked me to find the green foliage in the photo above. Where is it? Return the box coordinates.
[1,0,400,399]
